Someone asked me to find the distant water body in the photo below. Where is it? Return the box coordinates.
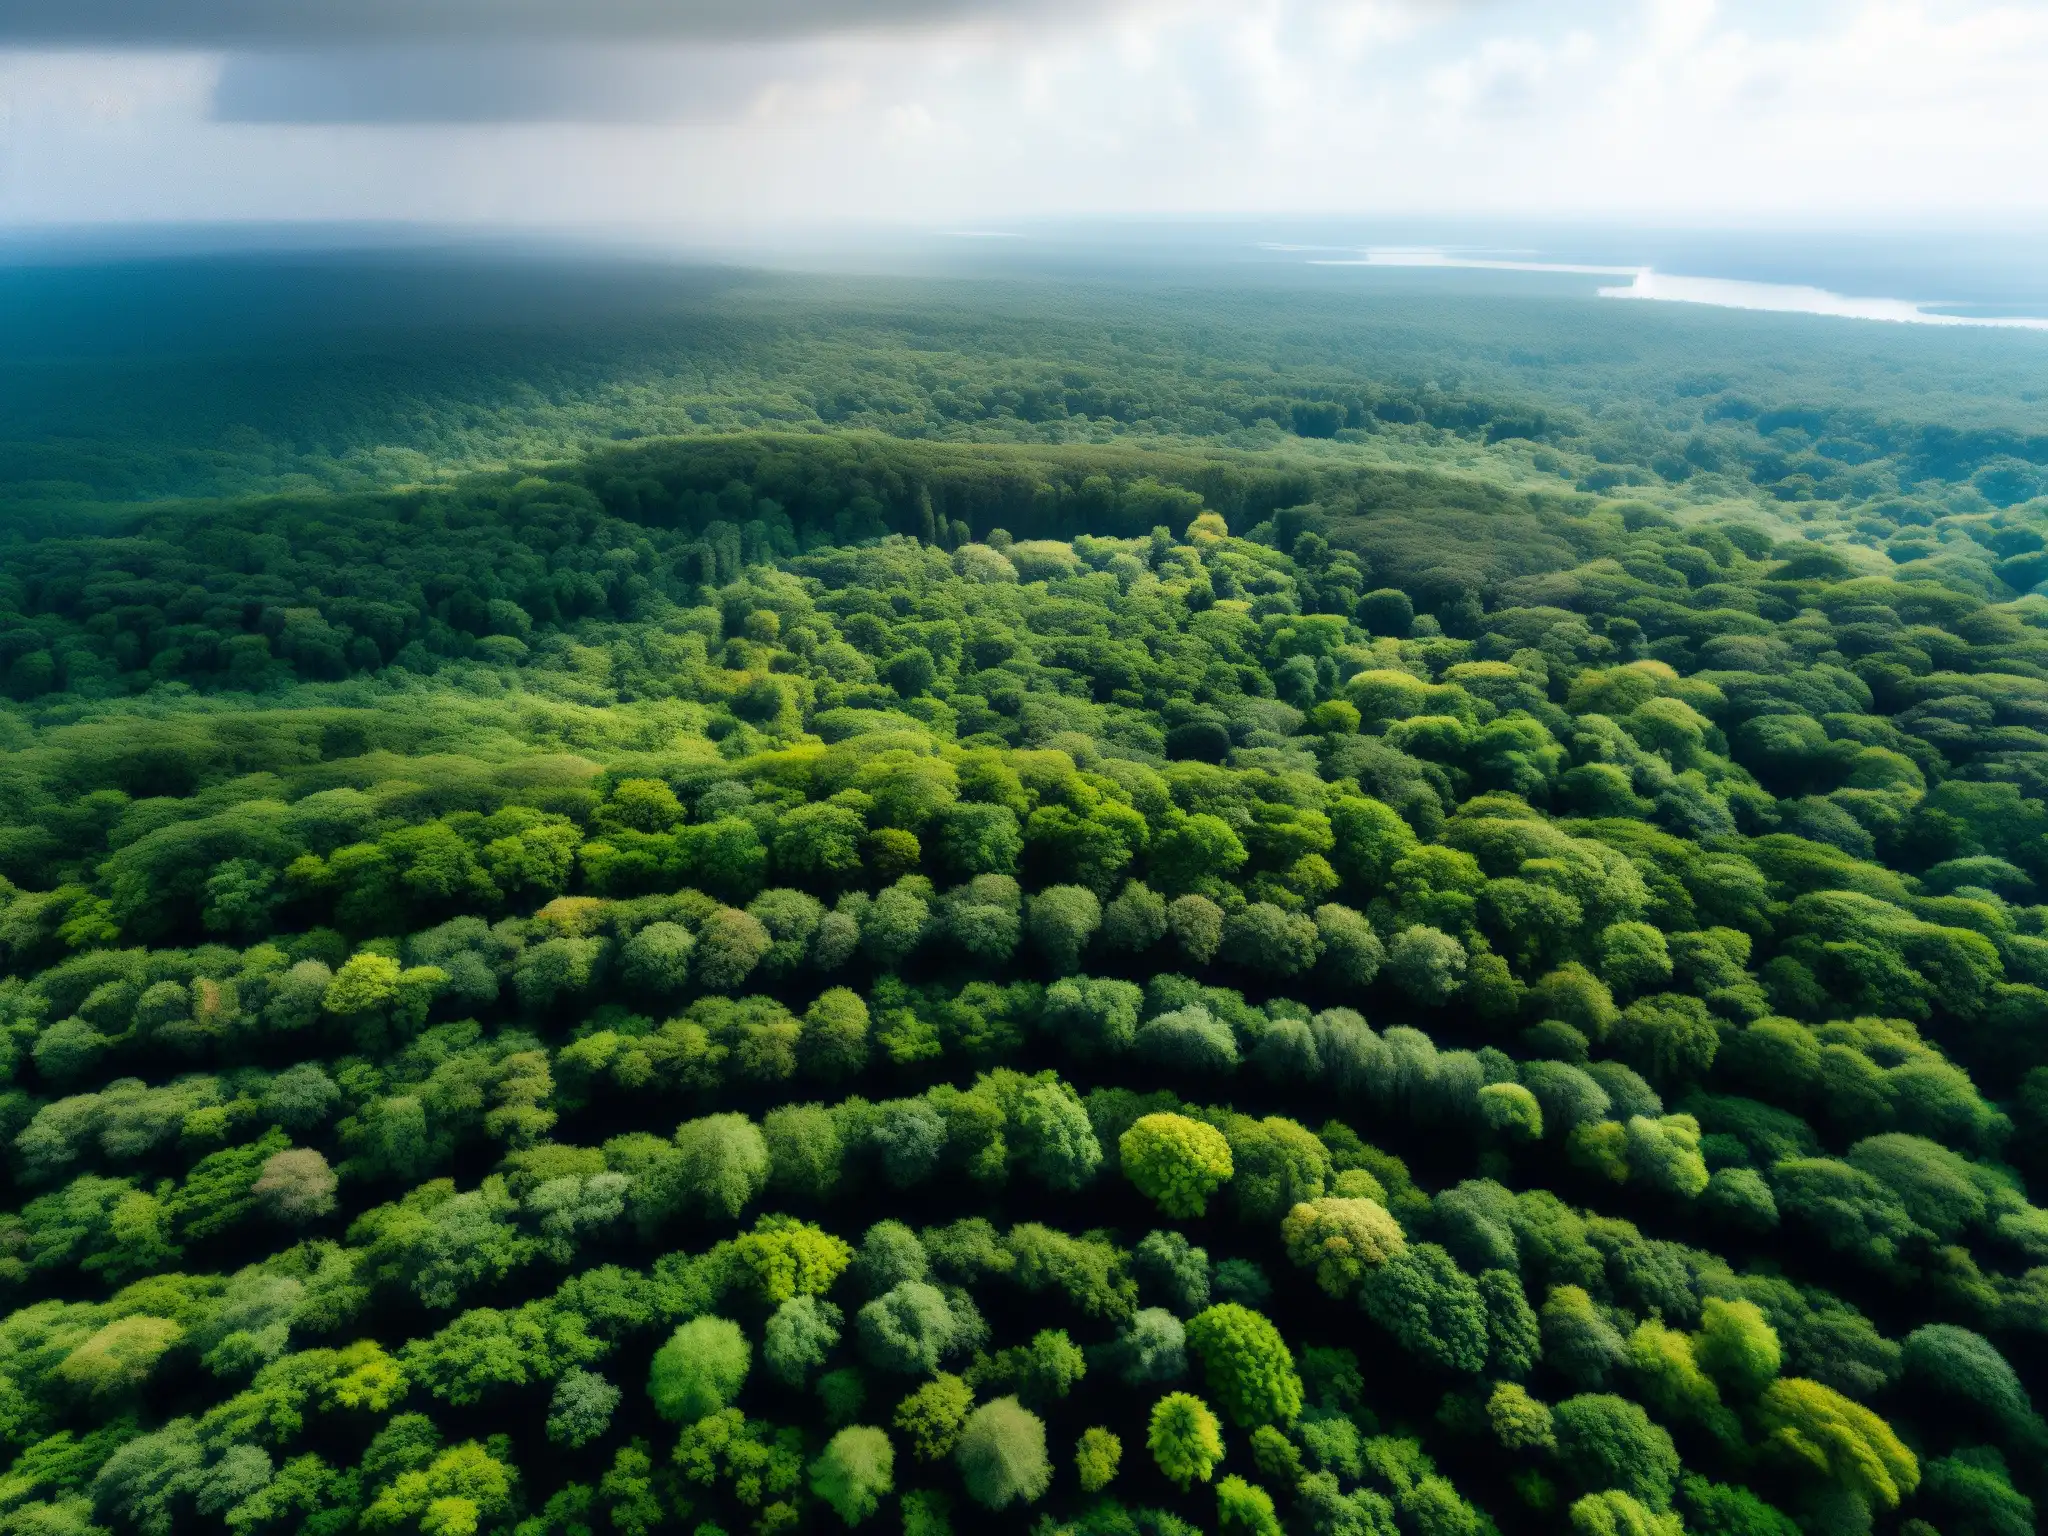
[1294,245,2048,332]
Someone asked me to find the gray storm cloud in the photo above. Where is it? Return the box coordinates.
[210,45,797,123]
[0,0,1071,124]
[0,0,1024,44]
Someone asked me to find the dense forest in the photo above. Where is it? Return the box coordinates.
[1,255,2048,1536]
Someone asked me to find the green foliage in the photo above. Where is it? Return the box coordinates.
[1120,1115,1233,1219]
[858,1283,960,1376]
[1216,1474,1283,1536]
[649,1316,752,1423]
[4,269,2048,1536]
[763,1296,844,1386]
[1184,1304,1304,1428]
[1359,1244,1488,1375]
[1281,1197,1405,1299]
[547,1370,621,1449]
[953,1397,1050,1510]
[1552,1394,1681,1510]
[1075,1427,1122,1494]
[1755,1378,1918,1519]
[894,1375,975,1461]
[810,1426,895,1526]
[1486,1383,1555,1451]
[1147,1392,1225,1490]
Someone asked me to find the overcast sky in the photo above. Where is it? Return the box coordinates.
[1,0,2044,228]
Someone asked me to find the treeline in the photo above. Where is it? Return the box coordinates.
[10,426,2048,726]
[6,258,2048,550]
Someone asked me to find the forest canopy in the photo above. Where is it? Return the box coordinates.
[0,259,2044,1536]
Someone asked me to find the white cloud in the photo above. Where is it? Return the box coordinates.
[2,0,2048,225]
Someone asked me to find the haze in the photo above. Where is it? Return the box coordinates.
[4,0,2048,228]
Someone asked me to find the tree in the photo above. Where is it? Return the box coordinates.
[776,803,868,883]
[323,951,403,1017]
[1756,1378,1918,1523]
[1359,1244,1488,1374]
[901,1489,953,1536]
[940,875,1023,966]
[764,1296,845,1385]
[1101,881,1169,954]
[938,803,1024,878]
[979,1328,1086,1409]
[548,1370,622,1448]
[1771,1158,1920,1272]
[731,1214,854,1303]
[1111,1308,1189,1385]
[954,1397,1051,1510]
[1553,1394,1681,1510]
[672,1113,771,1221]
[852,1220,930,1295]
[1385,927,1466,1005]
[1122,1114,1234,1217]
[1168,895,1226,962]
[262,1063,343,1132]
[802,989,871,1079]
[1027,886,1101,974]
[1847,1134,1993,1239]
[1629,1319,1739,1447]
[862,880,932,967]
[1133,1229,1211,1314]
[1481,1269,1541,1378]
[810,1427,894,1526]
[695,907,774,993]
[649,1316,752,1422]
[252,1148,338,1223]
[91,1418,205,1536]
[895,1374,975,1460]
[1281,1198,1405,1299]
[1225,1114,1331,1222]
[764,1103,845,1200]
[1149,1392,1225,1489]
[1694,1297,1781,1400]
[1901,1326,2044,1449]
[1488,1382,1555,1451]
[1529,964,1619,1040]
[1597,922,1673,996]
[1075,1428,1122,1493]
[1316,904,1385,987]
[361,1441,517,1536]
[1569,1491,1683,1536]
[1223,902,1321,977]
[620,921,694,998]
[1614,994,1720,1084]
[1042,976,1143,1058]
[1186,1304,1303,1428]
[1921,1451,2034,1536]
[1135,1003,1240,1074]
[1218,1475,1283,1536]
[1479,1083,1543,1143]
[858,1282,958,1375]
[1674,1475,1802,1536]
[752,887,826,976]
[1010,1081,1102,1191]
[1624,1115,1710,1199]
[59,1315,184,1399]
[1701,1167,1778,1232]
[1152,815,1248,896]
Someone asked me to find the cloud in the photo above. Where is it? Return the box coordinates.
[0,0,1035,46]
[5,0,2048,224]
[209,45,810,123]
